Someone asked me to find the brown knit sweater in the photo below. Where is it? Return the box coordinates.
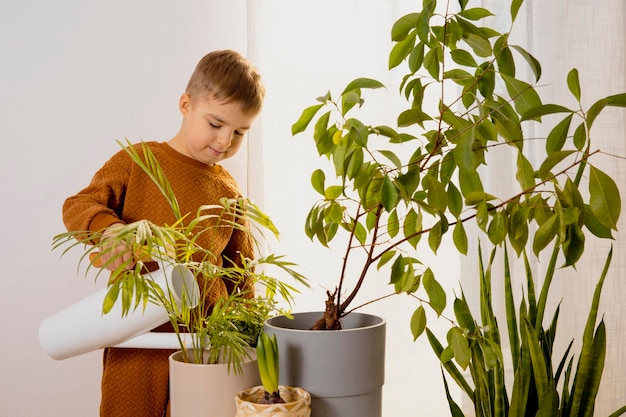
[64,141,254,266]
[63,141,255,417]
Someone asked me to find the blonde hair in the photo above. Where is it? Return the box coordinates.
[186,50,265,115]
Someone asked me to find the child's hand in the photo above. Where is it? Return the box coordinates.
[99,223,136,271]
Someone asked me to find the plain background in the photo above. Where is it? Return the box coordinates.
[1,1,625,416]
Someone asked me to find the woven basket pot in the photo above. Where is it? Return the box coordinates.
[235,385,311,417]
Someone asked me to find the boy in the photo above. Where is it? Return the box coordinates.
[62,50,265,417]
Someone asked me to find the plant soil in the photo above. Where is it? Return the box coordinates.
[258,391,286,404]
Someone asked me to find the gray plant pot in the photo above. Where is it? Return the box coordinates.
[264,312,386,417]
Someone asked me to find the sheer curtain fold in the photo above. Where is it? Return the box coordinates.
[525,1,626,414]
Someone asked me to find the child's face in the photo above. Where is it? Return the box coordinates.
[173,93,257,166]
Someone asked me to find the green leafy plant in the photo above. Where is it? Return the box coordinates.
[292,0,623,330]
[53,140,308,372]
[427,242,626,417]
[291,0,625,412]
[256,330,285,404]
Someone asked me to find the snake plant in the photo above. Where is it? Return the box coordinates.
[427,242,626,417]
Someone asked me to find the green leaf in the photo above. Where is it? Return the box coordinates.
[587,93,626,128]
[459,171,484,196]
[533,213,558,256]
[583,204,614,239]
[324,185,343,200]
[578,320,606,417]
[353,220,367,245]
[589,166,621,230]
[311,169,325,195]
[411,305,427,340]
[546,114,573,154]
[511,0,523,21]
[488,211,507,245]
[391,12,419,41]
[447,182,463,218]
[441,369,466,417]
[390,31,417,69]
[424,46,441,79]
[397,168,421,199]
[382,176,399,212]
[313,111,332,155]
[377,250,397,270]
[377,150,403,170]
[453,130,476,173]
[521,103,572,121]
[364,176,384,210]
[567,68,581,101]
[502,74,542,116]
[453,296,476,332]
[398,108,432,127]
[103,281,121,315]
[450,49,477,67]
[387,209,400,238]
[562,223,585,267]
[428,216,448,253]
[573,122,587,151]
[508,209,529,256]
[426,328,474,398]
[346,147,365,180]
[459,7,493,20]
[341,78,385,95]
[463,32,492,57]
[510,44,542,81]
[570,249,612,416]
[521,317,552,403]
[424,268,446,315]
[516,151,536,192]
[448,327,471,369]
[426,175,448,211]
[408,41,426,73]
[496,44,516,77]
[452,222,468,255]
[537,150,576,180]
[341,90,362,115]
[292,104,324,135]
[443,69,474,84]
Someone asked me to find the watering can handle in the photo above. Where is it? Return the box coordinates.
[88,248,153,268]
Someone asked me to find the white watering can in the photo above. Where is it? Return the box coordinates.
[39,252,199,360]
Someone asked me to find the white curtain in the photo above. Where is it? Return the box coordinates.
[248,0,626,415]
[521,1,626,414]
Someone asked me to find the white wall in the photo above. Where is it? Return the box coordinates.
[0,1,249,415]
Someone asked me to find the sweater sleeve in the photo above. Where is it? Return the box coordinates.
[62,149,132,241]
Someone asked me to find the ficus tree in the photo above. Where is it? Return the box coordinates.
[292,0,623,337]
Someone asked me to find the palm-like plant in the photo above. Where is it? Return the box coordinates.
[53,140,307,371]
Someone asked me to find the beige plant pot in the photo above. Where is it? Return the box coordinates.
[235,386,311,417]
[169,350,260,417]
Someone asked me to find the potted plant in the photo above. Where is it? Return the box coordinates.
[50,140,307,417]
[268,0,625,415]
[427,242,626,417]
[235,331,311,417]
